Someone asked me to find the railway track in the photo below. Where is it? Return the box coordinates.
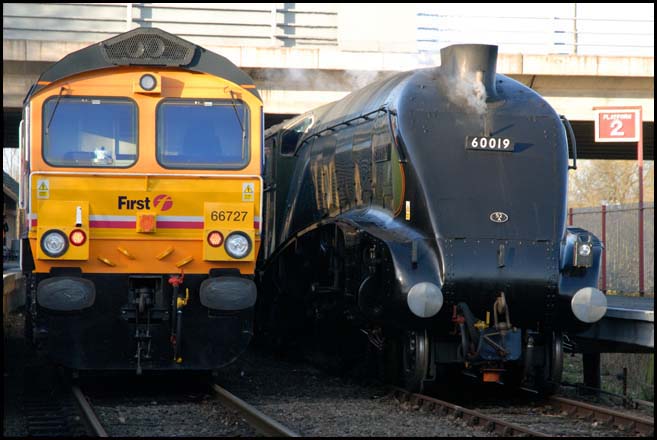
[547,395,654,437]
[69,374,299,437]
[391,387,547,437]
[24,383,107,437]
[391,387,654,437]
[71,386,108,437]
[212,384,300,437]
[12,339,652,438]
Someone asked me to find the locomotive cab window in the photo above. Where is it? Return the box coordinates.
[157,99,249,169]
[43,97,137,168]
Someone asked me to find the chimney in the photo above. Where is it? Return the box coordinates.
[440,44,498,100]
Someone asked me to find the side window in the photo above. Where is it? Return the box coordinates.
[280,117,313,155]
[372,113,394,209]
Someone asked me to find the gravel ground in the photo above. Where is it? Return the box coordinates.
[92,394,257,437]
[4,307,485,438]
[216,348,491,437]
[5,308,651,437]
[75,348,490,438]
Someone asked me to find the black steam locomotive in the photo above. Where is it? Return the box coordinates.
[258,44,606,394]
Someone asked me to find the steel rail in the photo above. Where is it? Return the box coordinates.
[548,395,654,436]
[391,387,548,437]
[212,384,300,437]
[71,385,109,437]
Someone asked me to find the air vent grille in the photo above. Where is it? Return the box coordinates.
[101,28,195,66]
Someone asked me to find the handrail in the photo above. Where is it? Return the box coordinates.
[561,114,578,170]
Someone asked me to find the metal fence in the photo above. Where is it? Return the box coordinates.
[570,202,654,295]
[2,3,338,49]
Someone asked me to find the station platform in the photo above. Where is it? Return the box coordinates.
[569,294,654,353]
[3,263,23,319]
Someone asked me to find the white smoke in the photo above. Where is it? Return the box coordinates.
[344,69,386,90]
[444,70,488,115]
[256,67,393,95]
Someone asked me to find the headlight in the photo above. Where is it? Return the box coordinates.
[574,236,594,268]
[225,232,251,259]
[578,243,592,257]
[41,229,69,257]
[139,74,157,91]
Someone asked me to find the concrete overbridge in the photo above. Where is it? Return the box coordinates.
[3,3,654,160]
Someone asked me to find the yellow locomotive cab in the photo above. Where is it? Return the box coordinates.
[20,27,264,372]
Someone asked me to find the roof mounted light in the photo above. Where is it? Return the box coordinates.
[140,74,157,91]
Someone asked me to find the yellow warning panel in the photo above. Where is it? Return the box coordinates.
[242,182,254,202]
[37,179,50,199]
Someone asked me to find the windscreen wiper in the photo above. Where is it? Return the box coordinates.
[229,91,245,133]
[46,87,66,134]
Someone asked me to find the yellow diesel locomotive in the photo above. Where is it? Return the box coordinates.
[19,28,263,373]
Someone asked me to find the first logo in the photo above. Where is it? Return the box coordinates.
[153,194,173,211]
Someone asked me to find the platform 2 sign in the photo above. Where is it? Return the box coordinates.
[593,108,641,142]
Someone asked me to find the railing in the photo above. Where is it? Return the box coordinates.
[569,202,654,295]
[417,3,654,56]
[3,3,653,56]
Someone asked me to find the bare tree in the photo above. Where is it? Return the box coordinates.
[2,148,21,181]
[568,159,654,208]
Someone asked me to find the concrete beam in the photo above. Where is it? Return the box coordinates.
[512,75,655,121]
[4,39,655,77]
[253,72,655,121]
[4,39,654,120]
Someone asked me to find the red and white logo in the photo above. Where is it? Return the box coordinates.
[153,194,173,211]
